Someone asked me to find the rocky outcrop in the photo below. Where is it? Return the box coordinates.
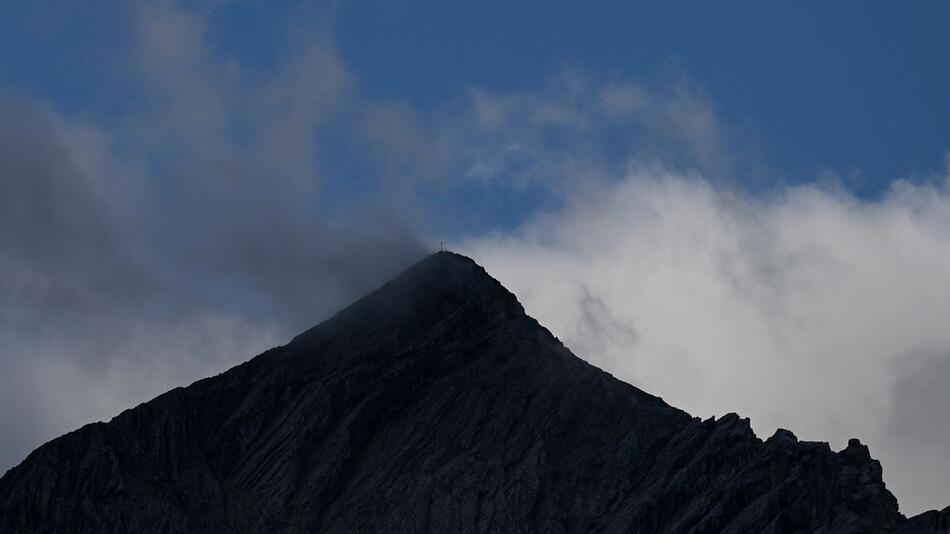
[0,252,946,533]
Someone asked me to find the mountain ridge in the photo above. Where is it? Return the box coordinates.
[1,251,947,533]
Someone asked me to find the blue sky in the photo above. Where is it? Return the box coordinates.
[5,1,950,207]
[3,1,950,514]
[344,0,950,195]
[338,0,950,186]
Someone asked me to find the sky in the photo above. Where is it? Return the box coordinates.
[2,0,950,515]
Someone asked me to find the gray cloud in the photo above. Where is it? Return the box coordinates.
[0,94,148,335]
[884,350,950,513]
[0,1,426,474]
[570,285,640,370]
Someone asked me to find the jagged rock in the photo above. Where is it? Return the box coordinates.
[0,252,945,533]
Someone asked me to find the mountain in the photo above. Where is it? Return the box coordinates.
[1,252,947,533]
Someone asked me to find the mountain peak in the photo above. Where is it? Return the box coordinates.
[386,250,512,301]
[288,251,534,357]
[1,253,947,533]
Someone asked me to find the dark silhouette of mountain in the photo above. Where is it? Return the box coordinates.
[1,252,947,533]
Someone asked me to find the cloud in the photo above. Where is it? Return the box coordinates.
[0,36,741,478]
[886,349,950,514]
[0,94,144,333]
[4,0,947,519]
[344,66,756,239]
[464,162,950,515]
[0,1,425,475]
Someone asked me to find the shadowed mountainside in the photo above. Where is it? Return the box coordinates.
[1,252,947,533]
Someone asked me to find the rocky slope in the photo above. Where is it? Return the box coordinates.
[1,252,947,533]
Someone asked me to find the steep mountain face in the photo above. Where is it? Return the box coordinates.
[0,252,947,533]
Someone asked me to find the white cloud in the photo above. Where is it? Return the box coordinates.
[464,163,950,515]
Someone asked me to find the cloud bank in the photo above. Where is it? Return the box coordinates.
[465,163,950,514]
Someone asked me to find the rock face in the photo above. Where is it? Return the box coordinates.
[0,252,947,533]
